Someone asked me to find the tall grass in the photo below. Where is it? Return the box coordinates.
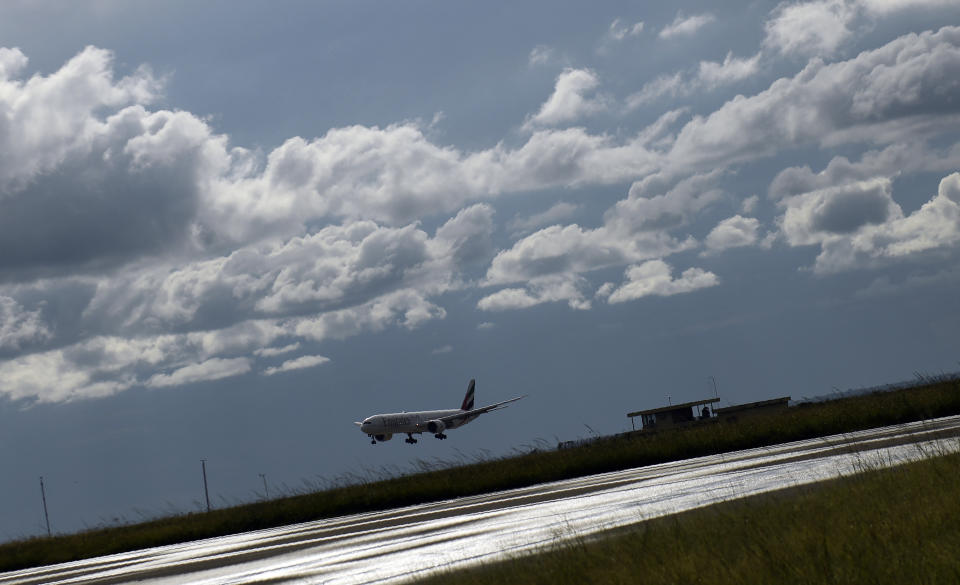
[1,377,958,573]
[418,445,960,585]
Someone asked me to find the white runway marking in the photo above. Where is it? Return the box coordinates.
[3,416,959,584]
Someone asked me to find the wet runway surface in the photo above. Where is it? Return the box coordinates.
[4,415,960,585]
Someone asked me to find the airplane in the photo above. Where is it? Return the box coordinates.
[354,379,525,444]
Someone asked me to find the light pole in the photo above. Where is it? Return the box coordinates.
[201,460,211,513]
[39,476,51,537]
[259,473,269,500]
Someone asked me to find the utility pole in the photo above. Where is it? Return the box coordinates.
[39,476,51,537]
[259,473,269,500]
[201,460,211,513]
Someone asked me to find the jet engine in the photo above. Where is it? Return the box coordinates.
[426,420,446,434]
[374,433,393,442]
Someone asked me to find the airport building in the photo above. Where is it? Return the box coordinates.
[715,396,791,423]
[627,395,793,431]
[627,397,719,431]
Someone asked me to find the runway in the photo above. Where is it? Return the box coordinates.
[4,415,959,585]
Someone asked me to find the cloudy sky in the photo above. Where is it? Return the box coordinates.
[2,0,960,539]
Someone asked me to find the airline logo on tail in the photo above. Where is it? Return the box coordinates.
[460,378,476,411]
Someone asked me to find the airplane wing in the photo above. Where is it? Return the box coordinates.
[436,395,527,425]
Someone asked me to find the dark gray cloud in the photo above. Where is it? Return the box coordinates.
[780,178,898,246]
[809,181,894,234]
[0,126,200,279]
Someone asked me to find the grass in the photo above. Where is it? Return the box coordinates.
[417,445,960,585]
[1,375,959,573]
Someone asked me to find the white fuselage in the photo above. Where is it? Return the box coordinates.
[359,409,476,436]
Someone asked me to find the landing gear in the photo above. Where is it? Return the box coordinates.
[405,434,418,444]
[371,437,377,444]
[434,433,447,440]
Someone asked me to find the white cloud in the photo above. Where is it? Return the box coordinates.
[779,173,960,273]
[478,274,592,311]
[477,288,541,311]
[742,195,761,214]
[484,223,691,286]
[609,170,725,233]
[254,343,301,357]
[525,68,609,128]
[78,208,492,334]
[0,47,28,79]
[602,260,719,303]
[146,357,251,388]
[434,203,496,268]
[0,281,450,403]
[769,142,960,200]
[704,215,763,253]
[859,0,956,16]
[293,288,447,341]
[485,171,721,287]
[667,26,960,173]
[431,345,453,355]
[763,0,960,59]
[480,170,731,311]
[508,202,580,236]
[263,354,330,376]
[697,52,762,88]
[477,321,495,330]
[659,12,716,39]
[879,172,960,256]
[0,350,126,403]
[0,297,51,351]
[205,123,658,242]
[628,52,761,107]
[0,283,451,403]
[764,0,857,57]
[627,72,686,107]
[608,18,645,41]
[0,46,162,192]
[528,45,555,67]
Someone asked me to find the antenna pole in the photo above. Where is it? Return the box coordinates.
[39,476,51,537]
[709,376,719,418]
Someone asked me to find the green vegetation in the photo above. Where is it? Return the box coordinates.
[419,446,960,585]
[1,376,959,573]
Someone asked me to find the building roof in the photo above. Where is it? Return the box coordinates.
[627,397,720,418]
[715,396,791,414]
